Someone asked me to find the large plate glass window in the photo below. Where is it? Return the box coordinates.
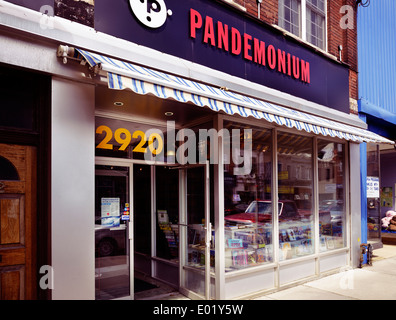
[366,143,381,242]
[277,132,314,260]
[155,166,179,262]
[223,122,273,271]
[318,140,346,251]
[179,164,213,299]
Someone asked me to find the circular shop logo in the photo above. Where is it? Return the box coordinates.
[129,0,172,29]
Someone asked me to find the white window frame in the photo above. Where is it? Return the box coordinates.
[305,0,327,50]
[278,0,302,37]
[279,0,328,52]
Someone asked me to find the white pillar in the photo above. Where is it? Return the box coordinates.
[349,142,362,268]
[51,77,95,299]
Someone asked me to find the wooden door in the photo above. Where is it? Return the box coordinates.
[0,144,37,300]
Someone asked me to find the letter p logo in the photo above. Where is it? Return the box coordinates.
[129,0,173,29]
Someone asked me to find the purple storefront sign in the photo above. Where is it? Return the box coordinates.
[95,0,350,113]
[5,0,350,112]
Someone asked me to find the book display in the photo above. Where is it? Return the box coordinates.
[158,210,179,260]
[187,224,215,270]
[278,221,313,260]
[224,222,272,271]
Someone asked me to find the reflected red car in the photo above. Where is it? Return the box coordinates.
[225,200,301,225]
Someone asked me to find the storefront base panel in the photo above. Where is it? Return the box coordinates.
[225,268,275,299]
[153,260,179,288]
[279,259,316,286]
[135,253,152,276]
[319,251,349,273]
[180,269,216,299]
[222,252,351,299]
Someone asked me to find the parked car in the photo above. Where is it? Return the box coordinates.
[225,200,300,225]
[225,200,331,225]
[95,219,127,257]
[320,200,344,217]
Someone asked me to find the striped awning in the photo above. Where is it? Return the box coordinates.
[71,47,394,145]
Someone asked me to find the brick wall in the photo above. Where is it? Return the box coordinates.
[327,0,359,108]
[55,0,94,28]
[327,0,358,71]
[260,0,279,25]
[228,0,278,24]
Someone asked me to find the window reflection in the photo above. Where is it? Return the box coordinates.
[277,132,314,260]
[224,122,272,271]
[222,124,349,271]
[318,140,346,251]
[95,165,130,300]
[156,166,179,261]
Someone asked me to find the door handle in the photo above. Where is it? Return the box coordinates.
[128,221,133,240]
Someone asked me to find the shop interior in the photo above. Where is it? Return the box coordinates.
[94,84,215,300]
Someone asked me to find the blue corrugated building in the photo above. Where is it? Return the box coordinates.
[358,0,396,250]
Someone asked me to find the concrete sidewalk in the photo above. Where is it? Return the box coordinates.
[254,245,396,300]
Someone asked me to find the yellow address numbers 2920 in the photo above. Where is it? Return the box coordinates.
[96,125,164,155]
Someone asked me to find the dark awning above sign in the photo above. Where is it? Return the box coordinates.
[59,45,394,145]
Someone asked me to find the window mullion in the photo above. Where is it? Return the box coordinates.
[301,0,307,41]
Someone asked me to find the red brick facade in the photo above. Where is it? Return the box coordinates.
[327,0,358,111]
[222,0,359,112]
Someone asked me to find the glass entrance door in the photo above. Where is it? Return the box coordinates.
[95,160,180,300]
[95,163,133,300]
[94,159,211,300]
[179,163,212,300]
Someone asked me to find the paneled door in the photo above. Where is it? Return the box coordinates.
[0,144,37,300]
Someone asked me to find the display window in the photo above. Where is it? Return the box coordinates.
[318,140,346,251]
[184,166,214,271]
[221,117,350,276]
[155,166,179,261]
[366,143,381,241]
[277,132,314,260]
[223,121,273,271]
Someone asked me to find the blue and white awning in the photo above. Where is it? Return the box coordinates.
[71,47,394,145]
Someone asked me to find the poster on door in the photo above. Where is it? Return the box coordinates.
[367,176,380,198]
[101,197,120,227]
